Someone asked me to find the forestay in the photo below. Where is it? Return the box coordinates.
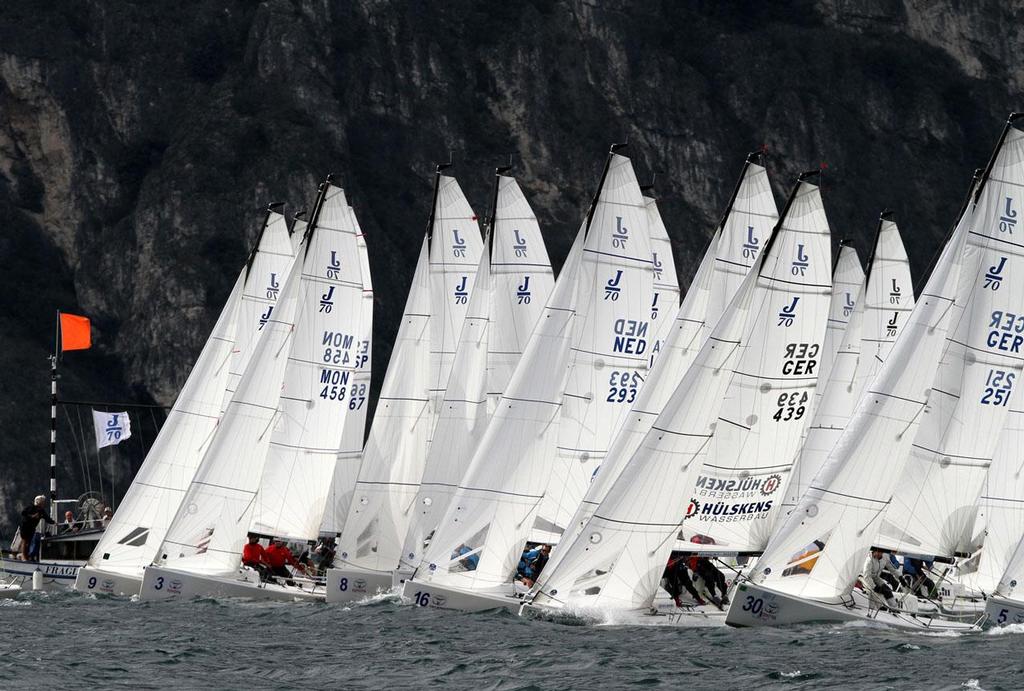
[681,178,833,553]
[780,217,913,514]
[748,180,975,604]
[221,207,296,412]
[153,227,305,576]
[410,227,584,592]
[879,123,1024,559]
[538,152,655,541]
[320,213,374,536]
[250,182,369,542]
[334,235,431,574]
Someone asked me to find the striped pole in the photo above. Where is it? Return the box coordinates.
[51,313,59,525]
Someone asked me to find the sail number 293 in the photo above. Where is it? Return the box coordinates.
[607,370,641,403]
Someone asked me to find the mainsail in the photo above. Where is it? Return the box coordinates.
[745,173,977,605]
[220,206,296,412]
[249,181,370,542]
[681,176,833,553]
[644,193,681,368]
[877,122,1024,559]
[818,243,864,387]
[83,208,295,581]
[319,212,374,536]
[538,150,655,540]
[399,171,553,573]
[780,216,913,514]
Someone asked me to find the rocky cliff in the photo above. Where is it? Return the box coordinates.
[0,0,1018,528]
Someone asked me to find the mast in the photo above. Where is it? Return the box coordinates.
[716,151,763,231]
[862,210,891,286]
[50,313,59,524]
[758,169,818,273]
[246,202,285,277]
[486,161,512,259]
[427,155,454,244]
[583,143,628,237]
[301,175,332,259]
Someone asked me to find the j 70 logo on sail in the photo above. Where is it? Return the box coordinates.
[452,229,467,258]
[266,273,280,300]
[742,226,760,260]
[513,229,528,257]
[605,270,623,301]
[258,305,273,330]
[778,297,799,326]
[985,256,1008,291]
[327,251,341,280]
[791,244,809,276]
[843,292,855,317]
[319,286,335,313]
[999,197,1018,234]
[612,216,629,249]
[653,252,663,280]
[517,276,531,304]
[890,279,902,304]
[454,276,469,304]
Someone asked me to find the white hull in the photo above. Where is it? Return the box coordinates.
[325,567,394,603]
[986,595,1024,626]
[726,582,979,631]
[399,578,524,612]
[139,565,323,602]
[74,566,142,597]
[0,556,81,590]
[522,599,727,627]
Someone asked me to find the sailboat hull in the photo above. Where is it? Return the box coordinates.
[726,582,979,631]
[399,579,524,612]
[0,555,81,591]
[985,595,1024,626]
[74,566,142,597]
[325,567,394,603]
[139,565,323,602]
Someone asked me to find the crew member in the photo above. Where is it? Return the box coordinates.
[516,544,551,587]
[241,534,271,580]
[18,495,54,561]
[264,538,305,584]
[663,555,705,607]
[862,549,901,611]
[902,557,937,599]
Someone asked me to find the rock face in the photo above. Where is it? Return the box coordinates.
[0,0,1018,528]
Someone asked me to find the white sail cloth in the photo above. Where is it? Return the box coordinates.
[818,245,864,388]
[645,195,681,367]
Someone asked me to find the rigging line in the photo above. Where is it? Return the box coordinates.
[74,405,94,497]
[645,437,714,558]
[62,406,89,497]
[895,400,928,440]
[856,495,893,539]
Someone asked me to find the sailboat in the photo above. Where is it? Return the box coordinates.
[400,146,653,611]
[525,172,828,624]
[140,177,369,601]
[537,154,777,585]
[396,169,554,582]
[725,116,1024,630]
[326,169,483,602]
[74,206,296,596]
[780,215,913,515]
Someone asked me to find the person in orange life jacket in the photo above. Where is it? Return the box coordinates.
[265,538,306,582]
[662,555,705,607]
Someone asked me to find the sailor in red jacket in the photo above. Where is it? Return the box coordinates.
[264,538,306,579]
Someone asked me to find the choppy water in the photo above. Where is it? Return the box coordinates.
[1,592,1020,690]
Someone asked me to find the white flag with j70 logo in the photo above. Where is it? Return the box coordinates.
[92,410,132,449]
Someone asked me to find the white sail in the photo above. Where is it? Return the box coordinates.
[80,272,244,579]
[818,244,864,387]
[748,190,974,604]
[538,156,777,580]
[399,174,554,571]
[428,175,484,417]
[850,217,916,404]
[878,127,1024,558]
[681,179,833,553]
[965,401,1024,593]
[319,212,374,536]
[249,182,369,542]
[644,195,680,368]
[536,153,655,541]
[153,235,306,576]
[780,218,913,514]
[487,174,556,409]
[291,214,307,254]
[529,271,756,609]
[221,208,296,412]
[399,250,492,572]
[334,234,432,574]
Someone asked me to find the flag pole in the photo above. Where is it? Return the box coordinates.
[51,312,59,525]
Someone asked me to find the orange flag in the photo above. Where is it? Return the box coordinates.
[60,313,91,351]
